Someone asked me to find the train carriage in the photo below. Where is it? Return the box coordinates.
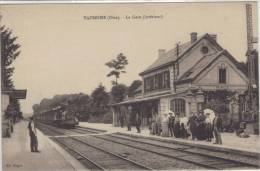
[35,105,79,128]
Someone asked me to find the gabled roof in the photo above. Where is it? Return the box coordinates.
[176,51,224,84]
[139,33,223,76]
[175,50,247,84]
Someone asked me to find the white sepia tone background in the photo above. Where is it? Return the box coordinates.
[0,2,258,115]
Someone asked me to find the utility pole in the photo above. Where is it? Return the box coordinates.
[245,3,258,116]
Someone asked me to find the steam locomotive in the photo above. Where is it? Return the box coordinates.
[35,106,79,128]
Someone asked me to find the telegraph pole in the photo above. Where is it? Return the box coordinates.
[245,3,258,115]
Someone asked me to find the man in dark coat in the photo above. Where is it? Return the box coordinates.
[213,112,222,145]
[126,106,132,131]
[135,112,141,133]
[197,111,206,140]
[187,113,198,140]
[28,117,39,152]
[119,106,125,128]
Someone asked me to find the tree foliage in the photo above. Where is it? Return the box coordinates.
[91,84,109,108]
[237,61,248,76]
[90,84,110,116]
[128,80,142,97]
[1,26,22,120]
[105,53,128,85]
[33,85,110,122]
[1,26,21,89]
[204,90,236,114]
[111,84,128,103]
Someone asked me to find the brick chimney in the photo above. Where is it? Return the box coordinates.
[190,32,197,43]
[158,49,166,58]
[209,34,217,42]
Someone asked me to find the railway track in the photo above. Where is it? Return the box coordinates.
[52,136,153,170]
[38,124,152,170]
[90,133,259,169]
[36,122,104,136]
[37,123,259,169]
[52,137,106,170]
[72,126,106,134]
[113,133,260,166]
[75,126,106,133]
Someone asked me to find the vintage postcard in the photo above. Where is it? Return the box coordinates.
[0,1,259,170]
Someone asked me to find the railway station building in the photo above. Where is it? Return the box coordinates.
[111,32,248,128]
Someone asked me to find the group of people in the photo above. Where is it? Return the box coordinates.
[125,112,142,133]
[119,106,142,133]
[149,109,223,145]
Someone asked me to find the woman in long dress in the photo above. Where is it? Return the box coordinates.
[197,111,206,140]
[180,116,189,139]
[173,113,181,138]
[204,109,215,141]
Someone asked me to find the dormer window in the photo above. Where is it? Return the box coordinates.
[201,46,209,54]
[219,63,226,84]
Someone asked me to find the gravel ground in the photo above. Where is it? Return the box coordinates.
[76,136,206,170]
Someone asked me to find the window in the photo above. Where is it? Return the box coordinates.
[144,70,170,93]
[201,46,209,54]
[219,68,226,84]
[163,71,170,89]
[158,74,163,89]
[170,99,186,117]
[174,62,179,77]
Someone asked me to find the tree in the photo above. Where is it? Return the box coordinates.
[128,80,142,97]
[1,26,22,120]
[1,26,21,89]
[105,53,128,85]
[111,84,128,103]
[91,84,110,116]
[237,61,248,76]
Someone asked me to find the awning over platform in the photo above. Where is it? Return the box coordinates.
[2,89,27,99]
[109,93,172,106]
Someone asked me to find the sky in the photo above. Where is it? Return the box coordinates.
[0,2,258,115]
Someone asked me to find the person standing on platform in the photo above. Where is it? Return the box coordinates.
[135,112,141,133]
[204,109,214,142]
[155,114,161,136]
[187,113,198,140]
[173,112,181,138]
[28,117,39,152]
[180,116,189,139]
[161,113,169,137]
[213,112,222,145]
[126,106,132,131]
[168,111,175,137]
[150,110,157,135]
[119,107,124,128]
[197,111,206,140]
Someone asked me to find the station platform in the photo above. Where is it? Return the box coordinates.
[79,122,260,155]
[2,120,85,171]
